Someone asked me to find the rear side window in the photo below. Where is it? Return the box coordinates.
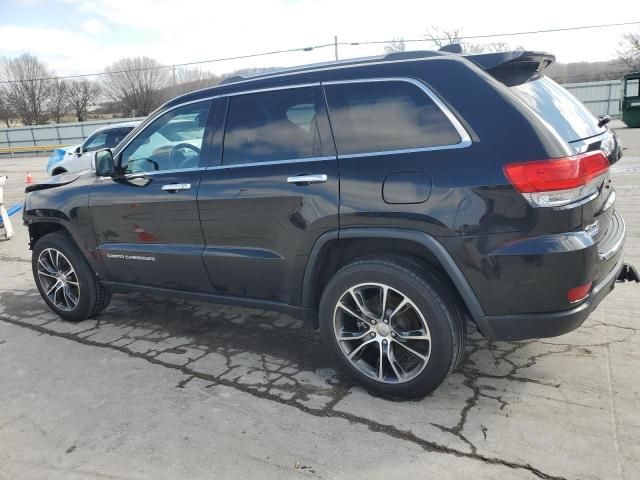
[104,127,133,149]
[223,87,332,166]
[511,76,605,142]
[323,80,461,156]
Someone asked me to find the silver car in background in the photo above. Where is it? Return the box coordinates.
[46,121,140,176]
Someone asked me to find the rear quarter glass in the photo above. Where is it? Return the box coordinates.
[511,76,605,143]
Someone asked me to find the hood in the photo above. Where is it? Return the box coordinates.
[25,171,82,193]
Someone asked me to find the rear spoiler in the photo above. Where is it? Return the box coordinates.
[385,48,555,87]
[464,50,555,86]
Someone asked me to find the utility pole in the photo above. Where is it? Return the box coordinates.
[172,65,177,87]
[334,35,339,61]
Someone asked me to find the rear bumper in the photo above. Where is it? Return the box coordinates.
[475,253,625,340]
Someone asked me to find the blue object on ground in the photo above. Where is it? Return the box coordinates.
[7,203,22,216]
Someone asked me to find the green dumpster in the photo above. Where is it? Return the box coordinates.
[621,72,640,128]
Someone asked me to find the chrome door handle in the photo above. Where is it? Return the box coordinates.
[161,183,191,192]
[287,174,327,185]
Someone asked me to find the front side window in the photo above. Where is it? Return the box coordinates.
[83,131,108,152]
[121,101,210,174]
[223,87,331,166]
[324,80,461,156]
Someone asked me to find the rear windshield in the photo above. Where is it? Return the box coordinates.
[511,76,605,142]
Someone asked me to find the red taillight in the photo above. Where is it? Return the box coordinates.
[567,282,593,303]
[504,151,609,194]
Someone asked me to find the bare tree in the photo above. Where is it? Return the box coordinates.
[618,32,640,71]
[170,67,220,95]
[384,37,407,54]
[425,28,519,54]
[68,79,101,122]
[49,78,70,123]
[0,53,51,125]
[102,57,168,116]
[425,27,463,48]
[0,89,12,127]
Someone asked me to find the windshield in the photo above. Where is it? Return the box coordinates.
[511,76,605,142]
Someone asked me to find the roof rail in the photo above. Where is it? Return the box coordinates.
[382,50,447,61]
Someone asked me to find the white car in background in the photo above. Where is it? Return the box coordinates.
[46,121,140,176]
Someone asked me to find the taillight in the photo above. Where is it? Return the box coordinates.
[504,151,609,207]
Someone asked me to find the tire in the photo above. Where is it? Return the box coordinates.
[32,231,111,321]
[318,256,465,399]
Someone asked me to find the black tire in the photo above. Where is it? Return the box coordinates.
[318,256,465,399]
[32,231,111,321]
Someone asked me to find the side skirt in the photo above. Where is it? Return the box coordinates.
[101,281,311,321]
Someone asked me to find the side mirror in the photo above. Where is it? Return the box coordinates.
[95,149,115,176]
[75,146,82,155]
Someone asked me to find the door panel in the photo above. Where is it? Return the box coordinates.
[89,99,214,292]
[197,85,338,304]
[198,159,338,303]
[89,170,211,291]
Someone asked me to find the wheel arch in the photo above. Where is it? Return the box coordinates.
[301,228,485,327]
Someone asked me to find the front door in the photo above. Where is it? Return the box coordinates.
[197,85,339,305]
[89,99,215,292]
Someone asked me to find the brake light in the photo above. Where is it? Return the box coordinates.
[504,151,609,207]
[567,282,593,303]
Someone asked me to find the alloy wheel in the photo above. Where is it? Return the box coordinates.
[332,282,431,384]
[36,248,80,312]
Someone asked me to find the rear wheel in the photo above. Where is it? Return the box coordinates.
[319,256,465,398]
[32,231,111,321]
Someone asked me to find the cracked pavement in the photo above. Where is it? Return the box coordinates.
[1,125,639,479]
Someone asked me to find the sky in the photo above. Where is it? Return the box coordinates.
[0,0,638,79]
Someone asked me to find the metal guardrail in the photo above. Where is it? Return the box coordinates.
[0,116,143,157]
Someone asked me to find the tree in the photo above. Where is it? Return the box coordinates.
[49,78,70,123]
[169,67,220,96]
[0,53,51,125]
[618,32,640,71]
[424,28,518,54]
[0,89,12,127]
[425,27,463,48]
[384,37,406,54]
[102,57,168,116]
[68,79,101,122]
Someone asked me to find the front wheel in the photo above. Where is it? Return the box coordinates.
[32,231,111,321]
[319,256,465,399]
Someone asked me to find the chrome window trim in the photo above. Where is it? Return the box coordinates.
[321,77,472,158]
[112,96,216,158]
[207,156,335,171]
[219,82,319,98]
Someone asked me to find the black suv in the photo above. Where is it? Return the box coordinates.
[24,50,638,398]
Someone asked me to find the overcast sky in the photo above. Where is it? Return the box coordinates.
[0,0,637,78]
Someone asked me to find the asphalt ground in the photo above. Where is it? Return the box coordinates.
[0,123,639,479]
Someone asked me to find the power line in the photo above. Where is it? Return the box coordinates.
[1,20,639,85]
[0,42,336,84]
[342,20,640,46]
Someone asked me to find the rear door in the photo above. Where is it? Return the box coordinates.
[89,99,215,292]
[197,85,338,305]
